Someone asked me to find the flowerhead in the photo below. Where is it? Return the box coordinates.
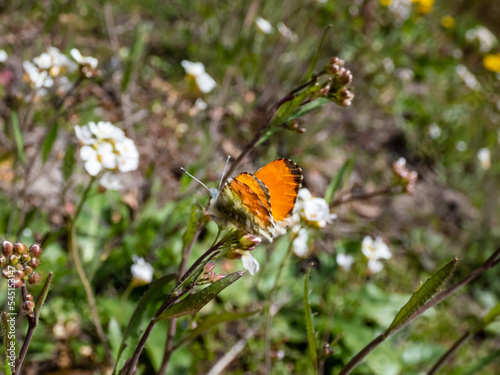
[0,50,7,63]
[181,60,216,94]
[477,148,491,170]
[466,26,497,53]
[33,47,77,77]
[75,121,139,189]
[336,253,354,271]
[393,157,418,195]
[296,188,337,228]
[361,236,391,274]
[131,256,154,285]
[255,17,273,34]
[292,228,309,257]
[483,53,500,73]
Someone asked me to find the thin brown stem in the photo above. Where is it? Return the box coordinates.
[14,283,36,375]
[330,186,393,207]
[338,247,500,375]
[427,331,471,375]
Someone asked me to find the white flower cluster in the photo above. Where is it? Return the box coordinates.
[75,121,139,190]
[131,256,154,284]
[361,236,392,274]
[388,0,412,23]
[466,26,497,53]
[22,47,98,95]
[291,188,337,257]
[254,17,298,42]
[181,60,216,94]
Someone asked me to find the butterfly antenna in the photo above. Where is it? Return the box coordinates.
[180,167,211,193]
[218,155,231,192]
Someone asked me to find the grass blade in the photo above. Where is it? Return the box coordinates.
[304,266,318,374]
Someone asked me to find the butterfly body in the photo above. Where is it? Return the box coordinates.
[209,159,303,241]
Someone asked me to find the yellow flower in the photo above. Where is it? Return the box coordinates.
[412,0,434,14]
[380,0,392,6]
[441,15,455,29]
[483,53,500,72]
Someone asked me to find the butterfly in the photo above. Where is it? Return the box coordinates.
[207,159,303,242]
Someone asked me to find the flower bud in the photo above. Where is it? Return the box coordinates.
[2,241,14,256]
[13,277,23,288]
[9,254,19,265]
[28,272,40,285]
[25,293,34,301]
[0,255,6,267]
[15,242,28,255]
[15,270,25,279]
[2,269,11,279]
[21,254,31,263]
[239,234,261,250]
[28,258,40,269]
[203,262,215,274]
[23,265,33,276]
[211,274,226,283]
[29,244,42,258]
[225,250,243,260]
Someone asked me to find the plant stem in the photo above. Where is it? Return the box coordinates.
[14,283,36,375]
[330,186,393,207]
[68,178,113,364]
[158,224,203,375]
[427,331,471,375]
[264,235,295,374]
[338,247,500,375]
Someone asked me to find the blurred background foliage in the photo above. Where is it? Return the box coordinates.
[0,0,499,374]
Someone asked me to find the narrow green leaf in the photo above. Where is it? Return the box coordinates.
[62,144,76,182]
[35,272,54,326]
[177,310,260,347]
[10,111,25,162]
[304,266,318,374]
[108,318,123,360]
[121,24,150,92]
[385,258,458,337]
[284,97,330,125]
[462,349,500,375]
[113,273,177,375]
[305,25,332,81]
[2,312,14,375]
[182,205,199,249]
[41,122,59,163]
[471,301,500,334]
[324,158,354,204]
[154,271,245,323]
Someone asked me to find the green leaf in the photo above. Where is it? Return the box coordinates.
[41,122,59,163]
[324,157,354,204]
[471,301,500,334]
[182,205,199,249]
[462,349,500,375]
[10,111,25,162]
[154,271,245,323]
[384,258,458,337]
[62,144,76,182]
[284,97,330,125]
[35,272,54,326]
[305,25,332,81]
[108,318,123,360]
[121,24,150,92]
[113,273,177,375]
[176,310,260,348]
[304,266,318,374]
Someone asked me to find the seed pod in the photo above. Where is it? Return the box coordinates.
[28,272,40,285]
[2,241,14,256]
[23,265,33,276]
[15,270,25,279]
[13,278,23,288]
[0,255,6,267]
[15,242,28,255]
[29,244,42,258]
[21,254,31,263]
[25,293,34,301]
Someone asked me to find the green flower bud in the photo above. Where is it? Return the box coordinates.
[9,254,19,265]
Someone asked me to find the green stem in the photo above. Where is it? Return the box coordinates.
[73,176,96,223]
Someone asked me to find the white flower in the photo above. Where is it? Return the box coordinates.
[75,125,97,145]
[477,148,491,170]
[131,256,154,284]
[455,141,467,152]
[388,0,412,22]
[100,172,123,190]
[255,17,273,34]
[295,188,336,228]
[336,253,354,271]
[33,47,77,76]
[292,228,309,257]
[23,61,54,89]
[429,123,441,139]
[0,50,7,63]
[70,48,98,69]
[362,236,391,274]
[241,252,259,275]
[194,98,207,111]
[79,142,116,176]
[181,60,216,93]
[116,138,139,172]
[466,26,497,53]
[456,65,481,91]
[277,22,298,42]
[89,121,125,140]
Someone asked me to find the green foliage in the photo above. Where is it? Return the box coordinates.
[304,266,318,374]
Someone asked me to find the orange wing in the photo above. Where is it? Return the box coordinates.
[254,159,302,222]
[235,173,271,213]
